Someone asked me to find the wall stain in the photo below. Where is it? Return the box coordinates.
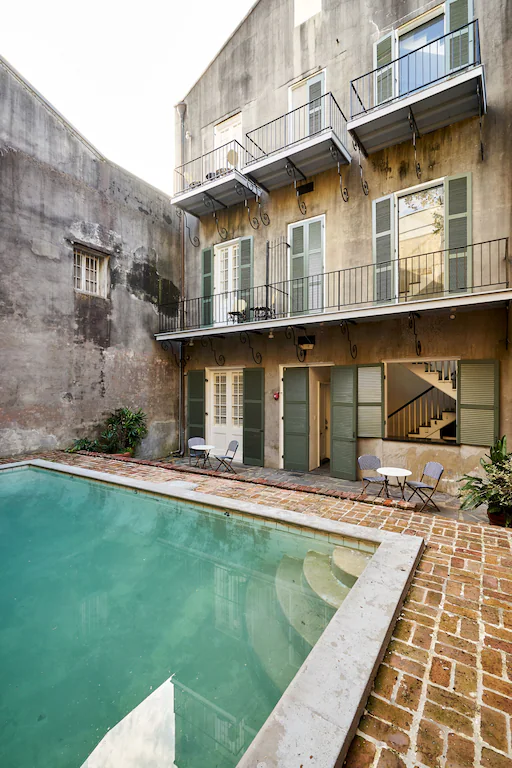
[74,293,111,348]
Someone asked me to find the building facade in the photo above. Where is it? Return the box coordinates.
[0,55,181,458]
[158,0,512,494]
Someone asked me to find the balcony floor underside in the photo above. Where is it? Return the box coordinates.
[171,170,263,217]
[348,66,485,155]
[243,131,350,191]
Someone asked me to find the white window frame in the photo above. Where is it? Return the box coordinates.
[288,69,326,113]
[73,245,109,298]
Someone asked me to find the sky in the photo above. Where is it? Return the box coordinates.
[1,0,256,194]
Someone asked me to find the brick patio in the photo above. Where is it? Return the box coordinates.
[3,451,512,767]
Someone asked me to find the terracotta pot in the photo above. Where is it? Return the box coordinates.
[487,509,506,526]
[112,452,132,459]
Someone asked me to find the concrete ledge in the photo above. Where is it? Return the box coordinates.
[0,459,424,768]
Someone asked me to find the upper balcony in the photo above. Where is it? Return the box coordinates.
[244,92,351,191]
[172,140,264,217]
[157,238,509,339]
[347,21,486,155]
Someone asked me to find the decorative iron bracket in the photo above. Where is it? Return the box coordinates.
[285,325,307,362]
[477,82,485,162]
[176,208,200,247]
[160,340,190,369]
[352,139,369,196]
[239,331,262,364]
[202,191,228,240]
[408,312,422,356]
[245,198,260,229]
[258,196,270,226]
[213,210,228,240]
[340,320,357,359]
[330,144,348,202]
[200,336,225,366]
[408,107,421,180]
[285,159,307,215]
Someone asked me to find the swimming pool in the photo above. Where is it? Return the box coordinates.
[0,464,375,768]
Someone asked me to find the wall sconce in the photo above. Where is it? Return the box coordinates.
[298,334,315,351]
[268,330,274,339]
[449,308,457,320]
[188,339,194,347]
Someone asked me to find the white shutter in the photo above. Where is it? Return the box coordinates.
[445,173,472,292]
[372,195,395,302]
[357,366,383,438]
[458,361,498,446]
[446,0,473,71]
[308,219,324,311]
[374,33,395,106]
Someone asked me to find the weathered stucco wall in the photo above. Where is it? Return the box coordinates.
[0,57,181,458]
[185,305,511,493]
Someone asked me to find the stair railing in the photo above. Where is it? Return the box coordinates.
[410,360,457,390]
[388,386,456,439]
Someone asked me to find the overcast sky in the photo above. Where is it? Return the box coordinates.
[2,0,255,194]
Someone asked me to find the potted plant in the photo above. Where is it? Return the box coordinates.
[459,436,512,526]
[67,408,148,458]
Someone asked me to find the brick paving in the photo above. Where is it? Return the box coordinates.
[2,451,512,767]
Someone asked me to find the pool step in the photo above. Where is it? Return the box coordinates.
[331,547,372,585]
[275,555,332,647]
[303,550,351,609]
[245,577,301,694]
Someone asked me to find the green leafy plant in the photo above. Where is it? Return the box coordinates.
[66,437,99,454]
[459,436,512,526]
[99,408,148,455]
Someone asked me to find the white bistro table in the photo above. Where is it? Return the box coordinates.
[192,444,216,468]
[377,467,412,500]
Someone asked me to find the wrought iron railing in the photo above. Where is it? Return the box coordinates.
[158,238,508,333]
[245,92,348,162]
[174,140,254,196]
[387,386,456,440]
[350,20,481,119]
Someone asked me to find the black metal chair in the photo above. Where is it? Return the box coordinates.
[188,437,205,466]
[215,440,239,473]
[357,455,386,495]
[406,461,444,512]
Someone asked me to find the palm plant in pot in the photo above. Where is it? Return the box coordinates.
[459,437,512,527]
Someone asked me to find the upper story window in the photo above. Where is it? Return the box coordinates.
[375,1,474,104]
[294,0,321,27]
[73,245,109,298]
[289,71,325,138]
[213,113,242,149]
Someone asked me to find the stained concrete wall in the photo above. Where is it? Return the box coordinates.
[185,305,511,494]
[0,57,181,458]
[176,0,511,298]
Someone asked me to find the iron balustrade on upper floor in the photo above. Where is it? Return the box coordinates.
[158,238,509,333]
[350,20,481,119]
[174,140,255,196]
[245,92,349,162]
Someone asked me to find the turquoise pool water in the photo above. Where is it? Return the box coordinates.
[0,467,339,768]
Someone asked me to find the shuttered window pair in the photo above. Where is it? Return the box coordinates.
[373,174,472,300]
[374,0,473,106]
[201,237,253,326]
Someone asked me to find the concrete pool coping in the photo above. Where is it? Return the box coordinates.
[1,459,425,768]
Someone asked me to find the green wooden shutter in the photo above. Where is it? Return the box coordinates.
[243,368,265,466]
[331,366,357,480]
[447,0,471,70]
[357,365,383,438]
[283,367,309,471]
[308,219,323,312]
[458,360,499,446]
[290,223,307,314]
[308,78,323,135]
[202,247,213,326]
[374,34,394,105]
[239,236,253,321]
[187,370,205,440]
[373,195,394,302]
[445,174,471,292]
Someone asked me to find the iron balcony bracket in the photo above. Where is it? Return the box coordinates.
[340,320,357,359]
[285,159,307,215]
[352,139,369,196]
[477,82,485,162]
[202,191,228,240]
[408,107,421,181]
[330,144,349,203]
[246,199,260,230]
[285,325,309,362]
[176,208,200,248]
[258,196,270,226]
[239,331,263,364]
[408,311,422,356]
[160,340,190,369]
[201,336,225,366]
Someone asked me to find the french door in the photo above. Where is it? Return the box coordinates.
[214,242,240,325]
[209,370,244,456]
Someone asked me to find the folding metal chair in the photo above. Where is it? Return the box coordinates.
[357,454,386,495]
[188,437,205,466]
[215,440,239,473]
[406,461,444,512]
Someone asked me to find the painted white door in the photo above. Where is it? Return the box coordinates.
[209,370,244,458]
[214,242,240,325]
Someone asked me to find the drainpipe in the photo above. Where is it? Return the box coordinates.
[176,100,187,455]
